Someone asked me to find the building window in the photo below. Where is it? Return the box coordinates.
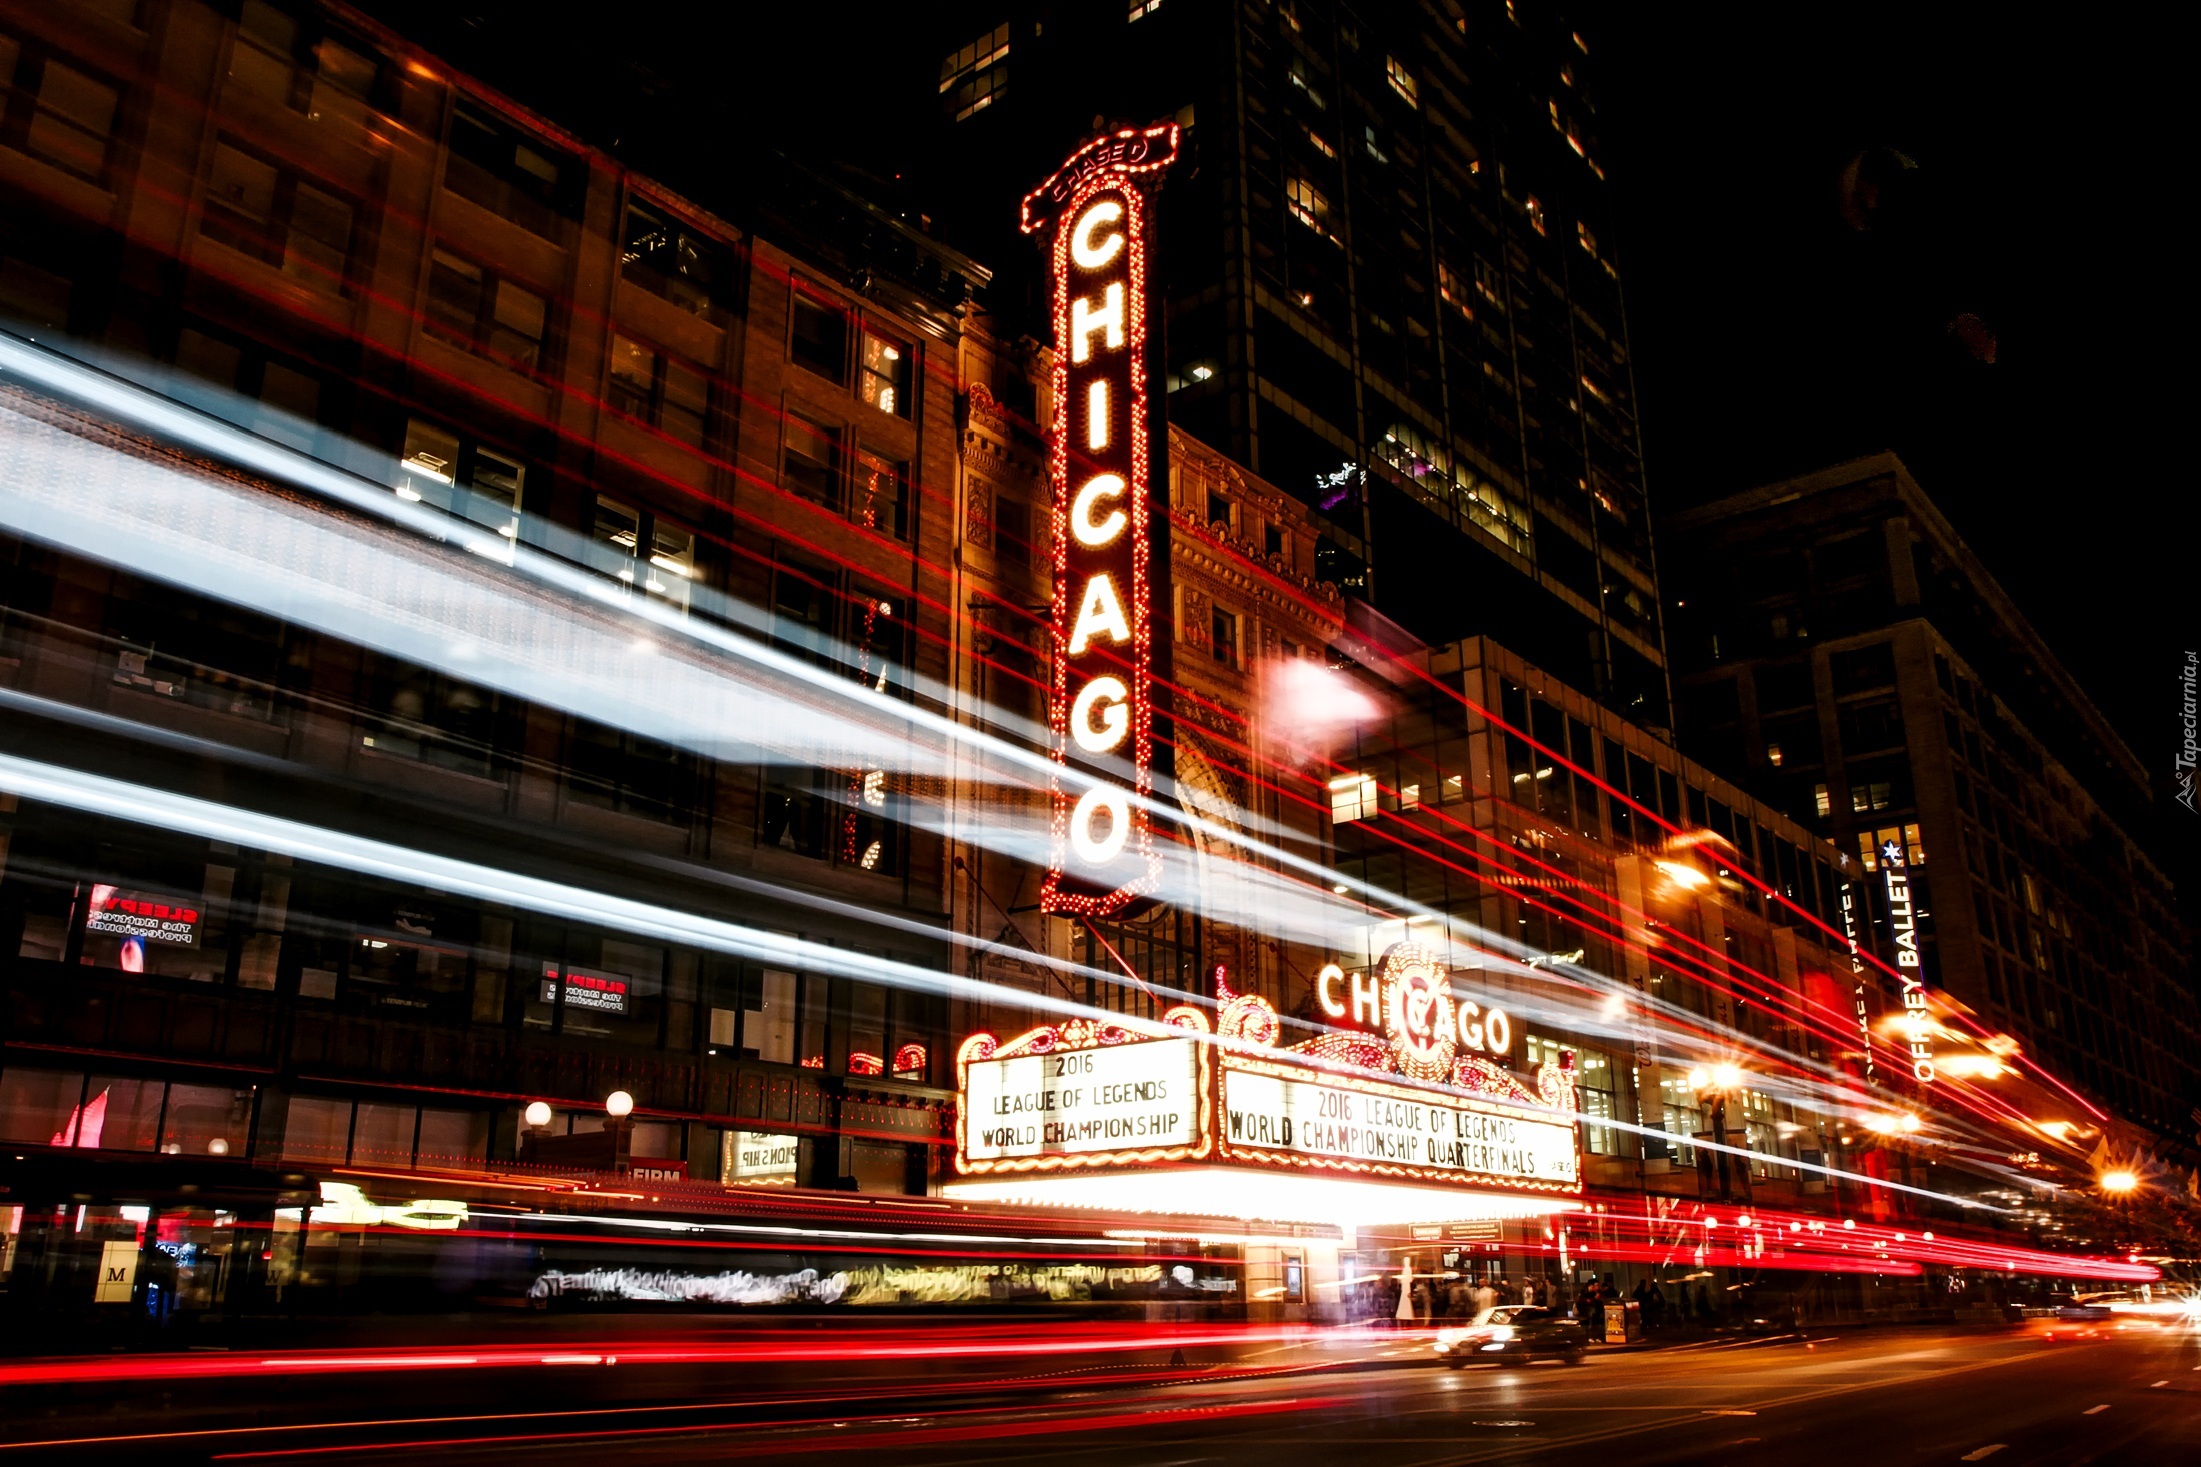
[1206,491,1232,529]
[789,287,848,383]
[170,326,326,449]
[1286,176,1335,240]
[1128,0,1164,18]
[1330,773,1377,824]
[444,99,579,239]
[620,198,735,317]
[106,573,294,723]
[567,716,699,824]
[359,653,517,778]
[1837,698,1903,753]
[397,418,526,551]
[1524,195,1548,236]
[200,140,355,292]
[227,0,380,128]
[607,334,709,447]
[782,414,841,508]
[851,447,909,540]
[1287,59,1326,111]
[1210,607,1239,665]
[425,249,549,373]
[586,494,696,613]
[1438,261,1473,316]
[994,494,1031,569]
[1857,823,1925,872]
[1264,523,1285,558]
[858,331,911,417]
[1385,56,1418,107]
[1849,780,1894,814]
[940,23,1009,120]
[1830,642,1897,694]
[3,48,119,182]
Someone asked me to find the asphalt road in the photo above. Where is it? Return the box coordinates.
[8,1322,2195,1463]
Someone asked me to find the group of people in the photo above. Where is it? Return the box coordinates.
[1378,1271,1560,1326]
[1624,1277,1724,1330]
[1373,1267,1728,1334]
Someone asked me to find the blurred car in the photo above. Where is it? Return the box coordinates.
[1432,1306,1588,1367]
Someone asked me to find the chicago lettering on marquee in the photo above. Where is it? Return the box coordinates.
[1020,124,1179,916]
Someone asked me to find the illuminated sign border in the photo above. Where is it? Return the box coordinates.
[954,1019,1214,1177]
[1215,1052,1583,1198]
[1024,126,1179,918]
[952,963,1581,1201]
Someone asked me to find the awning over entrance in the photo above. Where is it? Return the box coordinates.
[944,1166,1582,1228]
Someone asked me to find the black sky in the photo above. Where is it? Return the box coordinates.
[1577,4,2189,804]
[375,3,2191,838]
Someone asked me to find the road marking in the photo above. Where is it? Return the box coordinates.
[2152,1379,2169,1387]
[1703,1409,1758,1416]
[2083,1404,2111,1415]
[1960,1447,2006,1461]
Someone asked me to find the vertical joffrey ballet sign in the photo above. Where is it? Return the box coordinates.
[1022,124,1177,917]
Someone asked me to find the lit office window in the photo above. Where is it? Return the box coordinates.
[940,23,1009,120]
[1330,774,1377,824]
[1286,176,1334,239]
[587,493,696,613]
[396,418,525,557]
[859,331,912,418]
[1385,56,1418,107]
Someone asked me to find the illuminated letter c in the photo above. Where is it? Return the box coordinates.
[1072,474,1129,546]
[1071,200,1125,270]
[1316,964,1346,1019]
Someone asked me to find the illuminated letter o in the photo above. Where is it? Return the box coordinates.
[1071,200,1125,270]
[1069,676,1131,754]
[1069,784,1131,865]
[1072,474,1129,546]
[1483,1006,1511,1056]
[1456,999,1483,1050]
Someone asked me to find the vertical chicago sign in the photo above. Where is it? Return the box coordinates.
[1021,125,1179,916]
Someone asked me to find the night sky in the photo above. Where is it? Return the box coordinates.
[1578,5,2187,812]
[373,3,2191,858]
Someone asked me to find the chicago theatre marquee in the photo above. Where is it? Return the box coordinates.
[961,130,1585,1242]
[947,944,1583,1230]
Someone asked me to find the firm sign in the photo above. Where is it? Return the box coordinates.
[1021,125,1179,917]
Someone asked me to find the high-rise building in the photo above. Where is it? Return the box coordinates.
[0,0,989,1209]
[917,1,1668,727]
[1664,454,2198,1152]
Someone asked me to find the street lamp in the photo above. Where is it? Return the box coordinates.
[2099,1169,2139,1196]
[523,1101,553,1130]
[605,1091,634,1119]
[1687,1063,1749,1204]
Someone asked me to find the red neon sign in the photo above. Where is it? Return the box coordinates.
[1023,124,1178,917]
